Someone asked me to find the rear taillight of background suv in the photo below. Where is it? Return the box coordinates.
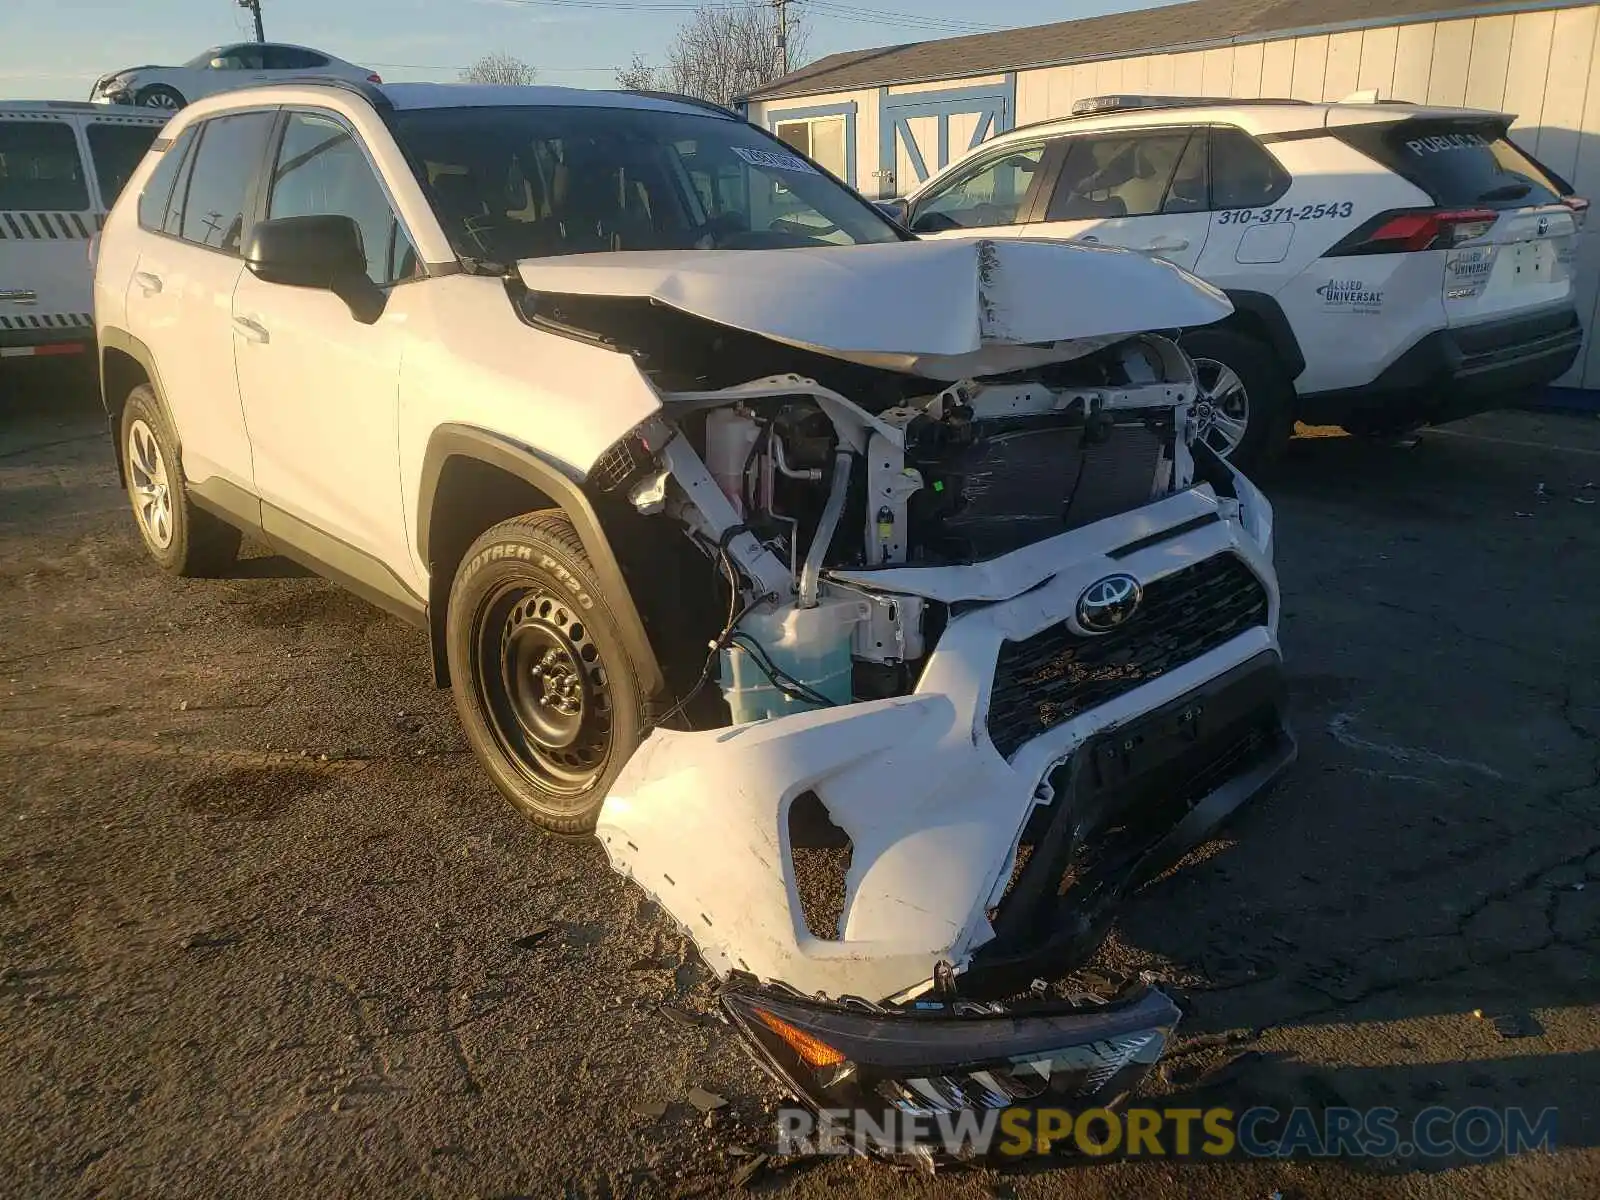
[1325,207,1499,255]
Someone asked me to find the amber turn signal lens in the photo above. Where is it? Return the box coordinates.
[753,1008,845,1068]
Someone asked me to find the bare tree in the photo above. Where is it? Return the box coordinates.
[654,4,808,107]
[614,54,657,91]
[461,53,538,86]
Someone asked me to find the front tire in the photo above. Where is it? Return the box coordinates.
[1180,328,1294,473]
[446,512,648,834]
[135,84,186,110]
[120,385,241,577]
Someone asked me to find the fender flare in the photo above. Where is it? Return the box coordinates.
[98,326,177,484]
[417,423,665,695]
[1219,290,1305,381]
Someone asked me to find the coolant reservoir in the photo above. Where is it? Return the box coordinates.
[720,596,870,725]
[704,408,760,517]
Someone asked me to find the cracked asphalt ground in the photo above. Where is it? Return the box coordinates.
[3,372,1600,1200]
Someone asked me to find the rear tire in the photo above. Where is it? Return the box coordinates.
[135,84,186,110]
[120,385,241,577]
[1180,328,1294,474]
[446,512,649,834]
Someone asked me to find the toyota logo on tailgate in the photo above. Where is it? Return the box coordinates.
[1077,574,1142,634]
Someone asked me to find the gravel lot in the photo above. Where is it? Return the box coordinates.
[3,372,1600,1199]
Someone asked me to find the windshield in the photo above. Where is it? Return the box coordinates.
[389,104,905,261]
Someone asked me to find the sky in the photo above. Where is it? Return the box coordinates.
[0,0,1178,99]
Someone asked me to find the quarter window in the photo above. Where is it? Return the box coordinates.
[1210,127,1290,209]
[178,111,275,254]
[136,125,198,231]
[267,111,417,285]
[0,120,89,211]
[1046,131,1192,221]
[909,143,1046,232]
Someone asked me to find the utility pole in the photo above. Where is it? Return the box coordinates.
[773,0,789,76]
[238,0,265,43]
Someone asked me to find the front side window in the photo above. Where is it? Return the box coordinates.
[178,111,275,253]
[87,123,162,207]
[208,45,265,71]
[268,111,417,285]
[1046,131,1192,221]
[390,105,903,261]
[909,143,1046,233]
[0,120,89,211]
[136,125,197,230]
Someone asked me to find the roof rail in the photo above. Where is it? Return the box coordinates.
[1069,93,1313,116]
[615,89,738,119]
[239,76,392,109]
[0,99,154,114]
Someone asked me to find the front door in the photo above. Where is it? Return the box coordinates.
[232,108,421,594]
[1027,127,1213,272]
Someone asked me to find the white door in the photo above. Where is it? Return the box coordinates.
[0,114,99,343]
[904,140,1050,241]
[232,109,419,587]
[1028,128,1213,272]
[122,109,276,489]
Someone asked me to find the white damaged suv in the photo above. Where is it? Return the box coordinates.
[96,81,1292,1151]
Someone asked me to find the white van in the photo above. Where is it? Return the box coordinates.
[1,102,168,368]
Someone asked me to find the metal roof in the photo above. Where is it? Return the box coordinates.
[746,0,1589,101]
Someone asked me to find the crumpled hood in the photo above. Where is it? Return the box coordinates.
[517,238,1232,379]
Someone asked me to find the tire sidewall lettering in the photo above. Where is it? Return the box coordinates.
[470,541,595,609]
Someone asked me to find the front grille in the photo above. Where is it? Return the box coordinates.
[987,554,1268,757]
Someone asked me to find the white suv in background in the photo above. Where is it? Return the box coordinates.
[896,94,1588,468]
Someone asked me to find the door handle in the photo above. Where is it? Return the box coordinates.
[232,315,269,344]
[133,271,163,296]
[1141,236,1190,253]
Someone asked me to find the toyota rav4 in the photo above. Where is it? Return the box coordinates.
[95,80,1293,1151]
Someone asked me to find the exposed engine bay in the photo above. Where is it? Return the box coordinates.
[514,237,1293,1157]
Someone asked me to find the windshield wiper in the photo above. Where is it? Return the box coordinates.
[1477,182,1532,202]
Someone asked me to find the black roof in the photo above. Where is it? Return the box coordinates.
[747,0,1559,100]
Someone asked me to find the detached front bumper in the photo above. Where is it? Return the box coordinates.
[598,469,1292,1005]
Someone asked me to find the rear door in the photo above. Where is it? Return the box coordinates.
[1333,117,1580,326]
[1026,126,1213,271]
[0,112,98,342]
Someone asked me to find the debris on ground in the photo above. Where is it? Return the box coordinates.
[511,927,554,950]
[730,1152,770,1190]
[687,1086,728,1113]
[630,1099,668,1119]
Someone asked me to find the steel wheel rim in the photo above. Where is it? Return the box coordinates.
[474,582,614,798]
[141,91,180,109]
[127,419,174,549]
[1192,356,1251,459]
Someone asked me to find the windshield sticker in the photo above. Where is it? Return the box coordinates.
[732,145,820,175]
[1317,278,1384,314]
[1405,132,1491,155]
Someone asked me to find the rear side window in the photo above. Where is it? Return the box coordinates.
[0,120,89,211]
[1335,119,1564,208]
[137,126,196,230]
[87,123,162,207]
[264,47,329,70]
[178,111,275,253]
[1046,130,1193,220]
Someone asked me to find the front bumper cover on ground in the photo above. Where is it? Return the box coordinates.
[597,473,1292,1005]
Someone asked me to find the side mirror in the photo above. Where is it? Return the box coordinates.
[244,215,385,323]
[875,198,910,226]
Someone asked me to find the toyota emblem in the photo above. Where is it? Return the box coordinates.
[1076,574,1143,634]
